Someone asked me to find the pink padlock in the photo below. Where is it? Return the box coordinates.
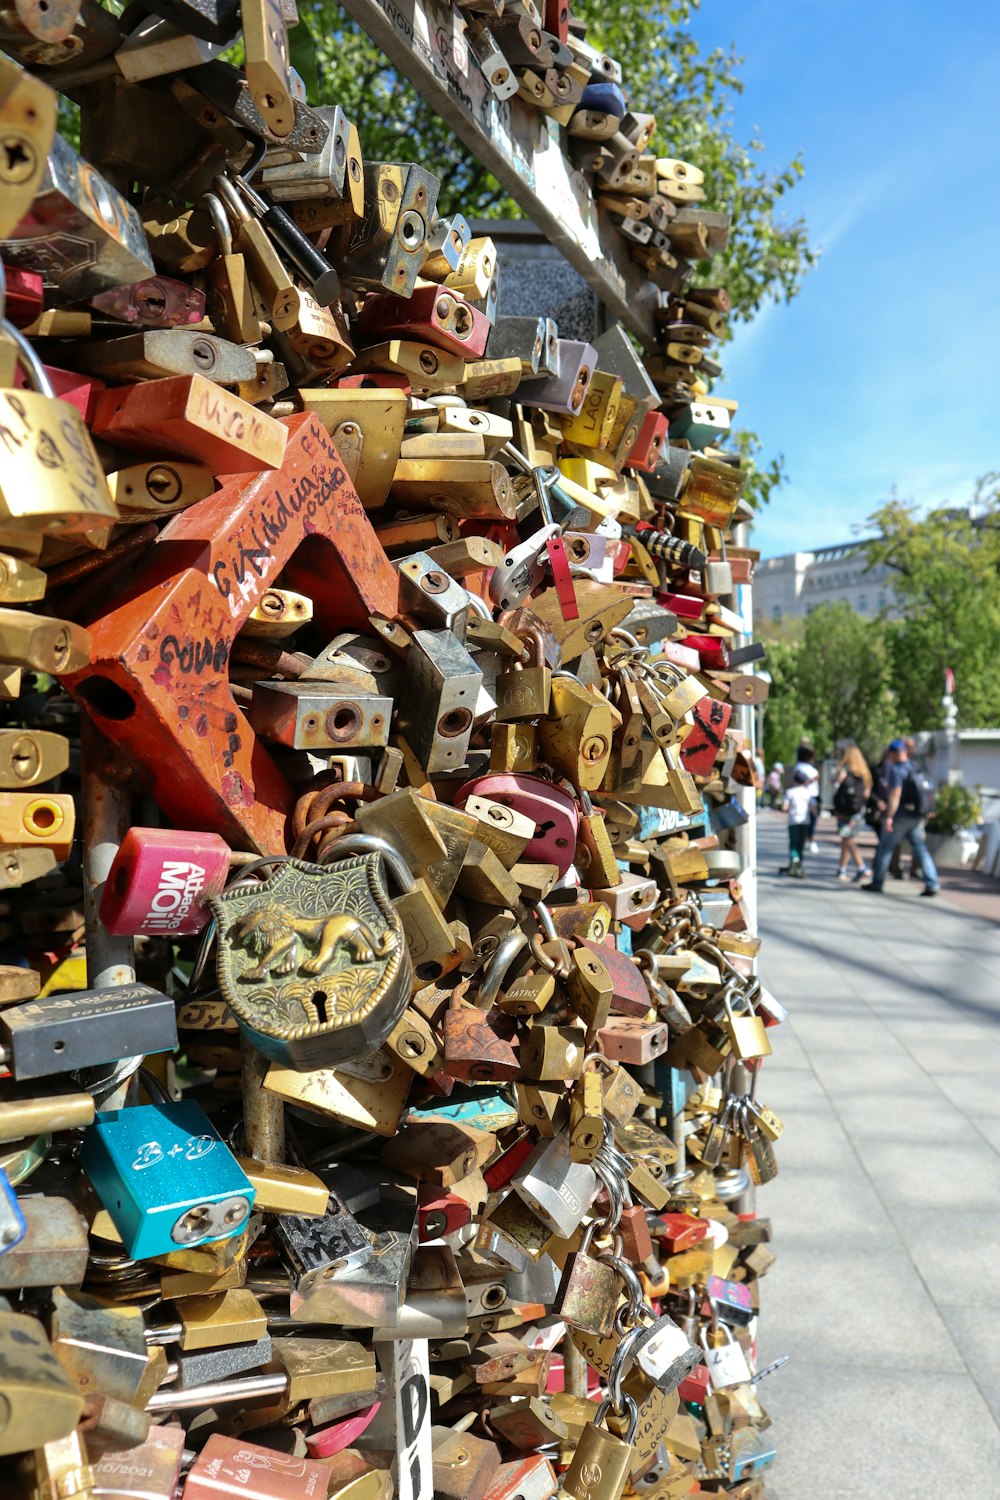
[455,774,579,876]
[304,1401,381,1459]
[100,827,232,936]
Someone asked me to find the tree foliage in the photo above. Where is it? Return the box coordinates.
[760,604,896,770]
[297,1,815,506]
[303,0,816,322]
[863,485,1000,731]
[575,0,816,324]
[760,480,1000,770]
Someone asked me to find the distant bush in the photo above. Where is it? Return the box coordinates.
[927,783,983,835]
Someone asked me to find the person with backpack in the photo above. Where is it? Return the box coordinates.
[832,743,873,882]
[863,739,941,897]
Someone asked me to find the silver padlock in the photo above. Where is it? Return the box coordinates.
[628,1313,701,1393]
[512,1131,598,1238]
[489,522,562,610]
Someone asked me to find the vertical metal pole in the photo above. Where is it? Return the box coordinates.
[364,1340,433,1500]
[241,1035,285,1163]
[81,717,136,990]
[564,1341,587,1398]
[80,718,138,1109]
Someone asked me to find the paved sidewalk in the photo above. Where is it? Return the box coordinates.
[752,810,1000,1499]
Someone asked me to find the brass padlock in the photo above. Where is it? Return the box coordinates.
[211,853,411,1069]
[0,320,118,538]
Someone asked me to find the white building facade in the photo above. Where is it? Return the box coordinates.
[754,541,897,625]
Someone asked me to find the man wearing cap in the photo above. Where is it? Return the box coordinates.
[863,739,940,897]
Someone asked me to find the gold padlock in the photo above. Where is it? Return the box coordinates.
[0,322,118,537]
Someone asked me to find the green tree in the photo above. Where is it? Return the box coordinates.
[794,603,897,764]
[303,0,816,321]
[760,605,897,768]
[576,0,816,324]
[760,637,806,768]
[864,485,1000,731]
[298,1,815,507]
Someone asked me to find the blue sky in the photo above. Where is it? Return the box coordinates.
[688,0,1000,558]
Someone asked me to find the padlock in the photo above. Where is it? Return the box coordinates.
[720,984,772,1061]
[537,674,616,791]
[211,850,411,1069]
[562,1395,638,1500]
[513,1131,598,1238]
[397,628,482,775]
[700,1324,753,1390]
[81,1099,255,1260]
[0,318,118,537]
[0,130,154,301]
[552,1221,618,1334]
[344,160,440,295]
[456,773,578,875]
[100,828,233,936]
[444,985,520,1084]
[495,630,553,720]
[64,413,398,852]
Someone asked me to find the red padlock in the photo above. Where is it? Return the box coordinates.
[658,1212,710,1254]
[483,1134,537,1192]
[680,697,733,777]
[455,773,578,876]
[417,1185,472,1240]
[100,827,232,936]
[680,633,730,671]
[304,1402,381,1459]
[354,286,491,360]
[625,410,669,472]
[4,266,43,327]
[677,1363,711,1404]
[579,938,650,1017]
[63,413,398,851]
[15,364,106,423]
[658,592,705,622]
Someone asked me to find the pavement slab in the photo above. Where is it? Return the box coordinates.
[753,810,1000,1497]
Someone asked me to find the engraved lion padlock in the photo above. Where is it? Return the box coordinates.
[210,852,411,1069]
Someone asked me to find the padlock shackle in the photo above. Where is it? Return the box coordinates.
[478,928,528,1010]
[317,832,415,895]
[198,190,234,256]
[1,318,56,399]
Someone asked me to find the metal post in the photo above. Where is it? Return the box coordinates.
[564,1341,587,1398]
[241,1035,285,1163]
[81,716,135,990]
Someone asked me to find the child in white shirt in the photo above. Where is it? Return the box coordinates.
[783,770,813,878]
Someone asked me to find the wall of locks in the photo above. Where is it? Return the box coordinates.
[0,0,784,1495]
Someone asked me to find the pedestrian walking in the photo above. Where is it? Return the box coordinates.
[783,769,814,878]
[764,762,784,809]
[832,743,872,882]
[863,739,940,897]
[794,742,821,852]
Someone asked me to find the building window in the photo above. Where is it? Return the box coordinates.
[878,591,886,609]
[857,595,867,612]
[772,606,782,622]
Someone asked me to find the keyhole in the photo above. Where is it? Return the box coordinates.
[311,991,329,1023]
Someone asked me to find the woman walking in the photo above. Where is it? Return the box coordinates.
[833,743,873,882]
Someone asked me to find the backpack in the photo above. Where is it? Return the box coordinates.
[864,789,882,830]
[833,773,866,818]
[900,768,936,817]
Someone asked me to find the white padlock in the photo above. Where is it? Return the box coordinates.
[700,1323,752,1390]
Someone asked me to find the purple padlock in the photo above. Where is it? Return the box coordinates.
[455,773,579,876]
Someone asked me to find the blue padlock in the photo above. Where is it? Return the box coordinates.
[0,1166,26,1255]
[81,1100,255,1260]
[579,81,626,117]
